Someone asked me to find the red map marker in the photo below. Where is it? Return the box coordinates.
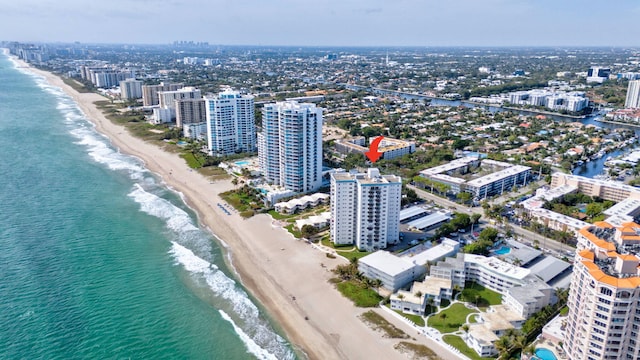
[365,136,384,163]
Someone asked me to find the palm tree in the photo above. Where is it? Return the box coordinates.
[513,334,526,351]
[372,279,383,292]
[426,297,435,314]
[494,336,511,357]
[415,291,423,298]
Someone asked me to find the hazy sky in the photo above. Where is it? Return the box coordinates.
[2,0,639,47]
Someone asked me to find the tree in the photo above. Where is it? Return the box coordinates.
[585,202,603,218]
[301,224,318,238]
[415,291,423,298]
[456,191,472,204]
[494,336,511,356]
[231,178,238,187]
[471,213,481,225]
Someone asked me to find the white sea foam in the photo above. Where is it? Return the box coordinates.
[66,123,146,179]
[219,310,279,360]
[169,242,294,360]
[128,185,199,234]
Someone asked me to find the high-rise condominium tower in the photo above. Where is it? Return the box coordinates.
[205,90,255,156]
[330,168,401,252]
[258,101,322,193]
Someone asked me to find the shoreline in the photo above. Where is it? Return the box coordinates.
[4,52,464,360]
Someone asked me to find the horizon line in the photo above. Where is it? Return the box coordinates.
[4,41,640,49]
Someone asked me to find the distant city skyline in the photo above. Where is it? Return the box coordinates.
[2,0,640,47]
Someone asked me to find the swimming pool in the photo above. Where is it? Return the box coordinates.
[494,246,511,255]
[235,160,250,166]
[534,348,557,360]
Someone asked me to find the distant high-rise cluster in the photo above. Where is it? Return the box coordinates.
[625,80,640,109]
[79,65,134,88]
[330,168,401,252]
[258,101,323,193]
[205,90,256,156]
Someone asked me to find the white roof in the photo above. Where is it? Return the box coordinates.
[403,240,459,266]
[465,254,530,281]
[604,198,640,217]
[419,156,479,176]
[407,211,451,230]
[359,251,417,276]
[466,165,531,188]
[399,206,428,221]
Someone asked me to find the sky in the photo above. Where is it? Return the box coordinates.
[1,0,639,47]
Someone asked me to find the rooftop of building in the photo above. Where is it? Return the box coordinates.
[331,168,401,185]
[465,254,531,281]
[553,172,640,194]
[501,239,543,266]
[400,238,459,265]
[578,220,640,287]
[465,164,531,188]
[359,251,416,276]
[406,211,452,231]
[527,256,572,284]
[335,136,415,153]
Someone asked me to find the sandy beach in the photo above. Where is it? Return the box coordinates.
[9,53,462,360]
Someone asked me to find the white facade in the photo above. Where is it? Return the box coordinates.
[358,251,423,291]
[626,80,640,109]
[205,90,256,156]
[183,122,207,141]
[142,82,184,106]
[154,87,201,123]
[119,79,142,99]
[330,168,402,251]
[258,101,323,193]
[158,87,201,109]
[152,107,173,124]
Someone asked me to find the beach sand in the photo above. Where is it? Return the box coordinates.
[10,53,462,360]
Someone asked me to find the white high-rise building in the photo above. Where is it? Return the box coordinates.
[153,87,201,123]
[330,168,402,251]
[625,80,640,109]
[258,101,323,193]
[565,221,640,359]
[142,82,184,106]
[119,79,142,99]
[205,90,255,156]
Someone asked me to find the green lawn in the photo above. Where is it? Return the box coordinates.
[428,303,477,333]
[268,209,296,220]
[443,335,495,360]
[389,306,426,327]
[180,152,204,169]
[338,250,372,262]
[336,280,382,307]
[460,281,502,308]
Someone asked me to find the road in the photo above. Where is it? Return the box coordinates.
[407,184,575,258]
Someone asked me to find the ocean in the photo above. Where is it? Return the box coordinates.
[0,52,295,359]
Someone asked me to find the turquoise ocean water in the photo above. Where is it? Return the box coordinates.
[0,53,295,360]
